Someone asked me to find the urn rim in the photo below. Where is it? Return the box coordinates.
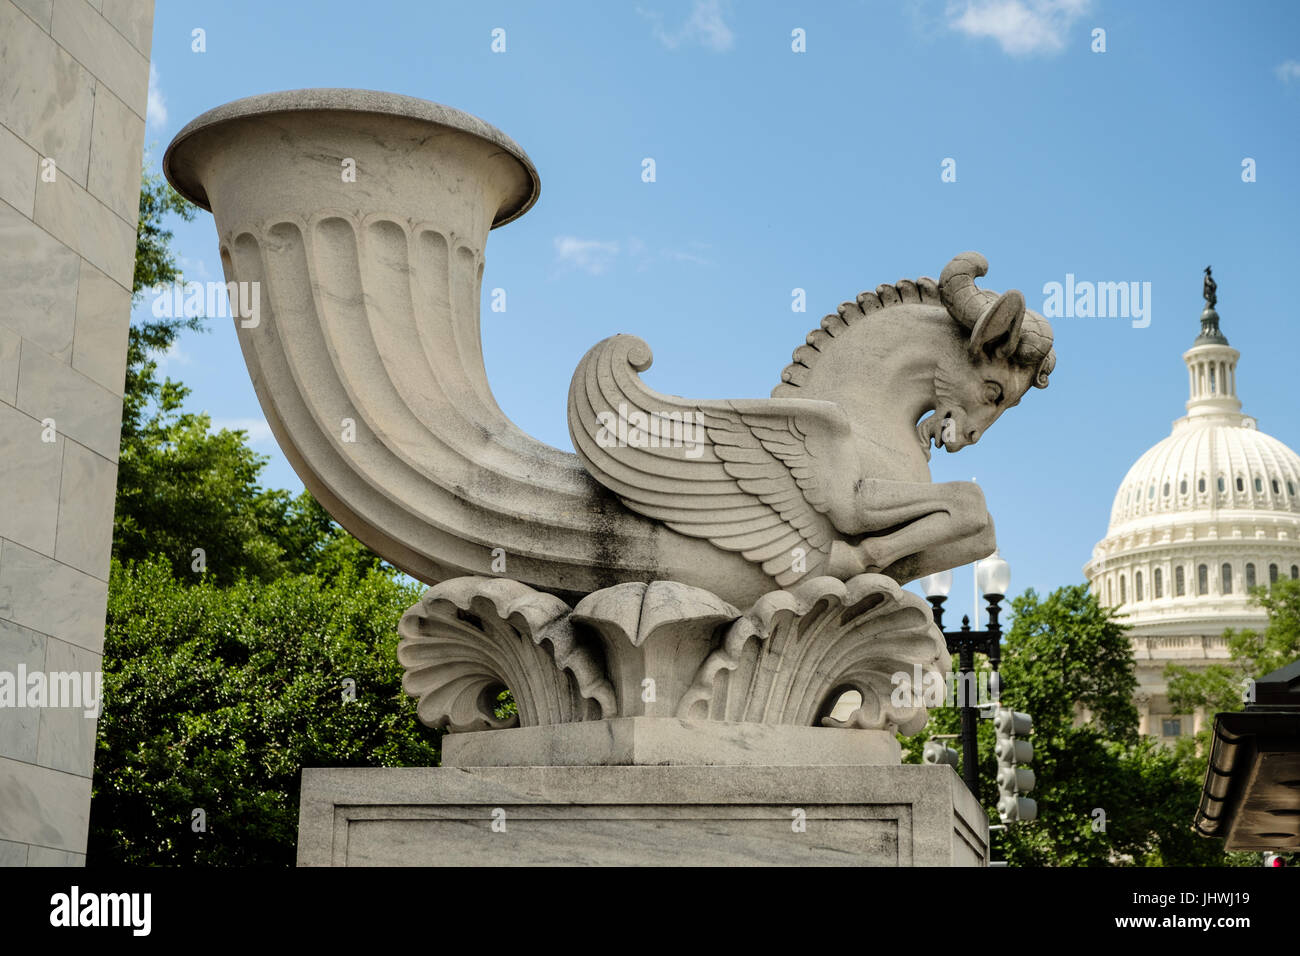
[162,87,541,227]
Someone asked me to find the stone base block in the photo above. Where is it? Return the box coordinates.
[442,718,900,767]
[297,764,988,866]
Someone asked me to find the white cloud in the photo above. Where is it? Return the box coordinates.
[1277,59,1300,83]
[153,340,191,371]
[662,241,713,266]
[554,236,713,275]
[626,237,651,272]
[179,257,213,281]
[946,0,1089,56]
[640,0,735,53]
[211,417,275,445]
[146,63,167,129]
[554,236,621,275]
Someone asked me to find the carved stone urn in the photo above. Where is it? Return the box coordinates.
[165,90,1047,864]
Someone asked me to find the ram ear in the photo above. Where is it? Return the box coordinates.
[968,290,1025,359]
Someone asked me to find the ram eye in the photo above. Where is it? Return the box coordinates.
[984,383,1004,406]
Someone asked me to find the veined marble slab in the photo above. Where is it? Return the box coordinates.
[297,764,988,867]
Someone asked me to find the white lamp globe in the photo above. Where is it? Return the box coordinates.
[977,550,1011,599]
[919,568,953,599]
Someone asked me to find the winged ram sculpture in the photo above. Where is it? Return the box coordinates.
[161,90,1055,613]
[568,251,1056,591]
[162,92,1059,739]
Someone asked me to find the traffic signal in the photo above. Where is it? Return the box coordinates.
[923,739,959,768]
[994,707,1037,823]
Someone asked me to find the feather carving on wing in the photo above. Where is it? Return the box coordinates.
[568,335,851,585]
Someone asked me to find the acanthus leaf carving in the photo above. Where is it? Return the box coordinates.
[571,581,739,717]
[397,577,614,731]
[398,573,946,737]
[676,573,949,735]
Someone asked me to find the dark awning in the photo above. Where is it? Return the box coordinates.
[1194,659,1300,851]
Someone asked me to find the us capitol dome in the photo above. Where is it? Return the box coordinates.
[1084,269,1300,742]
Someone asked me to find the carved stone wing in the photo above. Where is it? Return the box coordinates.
[567,335,850,586]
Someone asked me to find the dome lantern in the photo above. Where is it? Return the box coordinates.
[1183,267,1242,420]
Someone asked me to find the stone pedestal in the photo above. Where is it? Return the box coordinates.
[442,717,902,767]
[296,763,988,866]
[296,576,988,867]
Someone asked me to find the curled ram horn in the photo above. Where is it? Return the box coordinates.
[940,251,1024,359]
[940,251,1057,389]
[939,251,996,330]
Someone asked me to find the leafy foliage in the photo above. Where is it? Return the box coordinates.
[90,164,431,866]
[114,397,383,585]
[903,584,1246,866]
[1000,584,1138,743]
[1167,578,1300,717]
[125,170,203,445]
[89,558,436,866]
[133,168,195,298]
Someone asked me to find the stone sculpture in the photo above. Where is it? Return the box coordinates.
[569,252,1055,590]
[165,90,1055,864]
[164,89,1053,615]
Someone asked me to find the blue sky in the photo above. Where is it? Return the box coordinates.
[139,0,1300,620]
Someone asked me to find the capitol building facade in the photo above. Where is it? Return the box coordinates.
[1084,274,1300,742]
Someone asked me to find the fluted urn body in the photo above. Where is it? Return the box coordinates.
[164,89,782,604]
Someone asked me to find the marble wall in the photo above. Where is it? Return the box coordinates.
[0,0,154,866]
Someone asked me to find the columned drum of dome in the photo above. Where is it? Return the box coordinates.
[1084,270,1300,742]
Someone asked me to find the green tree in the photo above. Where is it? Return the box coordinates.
[1167,577,1300,719]
[904,584,1239,865]
[114,395,383,584]
[999,584,1138,742]
[127,168,200,429]
[133,168,195,297]
[89,557,436,866]
[89,164,425,865]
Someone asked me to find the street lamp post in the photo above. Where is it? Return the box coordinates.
[919,552,1010,797]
